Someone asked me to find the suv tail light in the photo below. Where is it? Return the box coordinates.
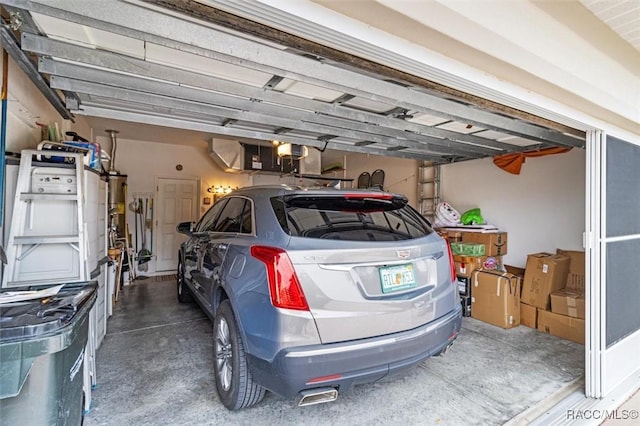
[251,245,309,311]
[446,241,456,284]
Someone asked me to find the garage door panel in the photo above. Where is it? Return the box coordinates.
[605,136,640,237]
[605,239,640,347]
[604,136,640,348]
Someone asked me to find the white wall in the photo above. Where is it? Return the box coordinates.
[441,148,586,267]
[251,150,419,207]
[95,136,252,216]
[95,136,252,276]
[321,151,419,206]
[2,55,91,153]
[252,173,324,188]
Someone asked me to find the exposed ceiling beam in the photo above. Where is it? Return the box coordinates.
[0,26,72,120]
[2,4,44,35]
[50,75,484,158]
[2,5,82,119]
[73,104,454,163]
[37,57,504,158]
[141,0,584,139]
[37,43,486,156]
[34,48,524,156]
[7,0,583,148]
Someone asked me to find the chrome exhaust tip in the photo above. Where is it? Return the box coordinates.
[298,388,338,407]
[439,342,454,356]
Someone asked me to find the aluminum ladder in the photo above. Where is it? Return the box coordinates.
[418,161,441,224]
[1,149,88,287]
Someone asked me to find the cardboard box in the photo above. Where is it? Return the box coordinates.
[454,255,503,277]
[461,231,508,256]
[521,253,570,310]
[505,265,525,278]
[556,249,585,292]
[435,229,450,240]
[537,309,585,344]
[471,269,520,329]
[520,303,537,328]
[446,230,463,242]
[450,242,485,256]
[550,289,585,319]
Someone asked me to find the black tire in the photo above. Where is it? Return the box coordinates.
[81,392,85,425]
[177,258,193,303]
[213,300,266,410]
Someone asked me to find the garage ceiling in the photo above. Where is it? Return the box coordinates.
[581,0,640,54]
[2,0,586,164]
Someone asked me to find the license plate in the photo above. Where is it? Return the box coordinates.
[379,263,417,293]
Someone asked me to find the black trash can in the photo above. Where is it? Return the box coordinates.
[0,282,97,426]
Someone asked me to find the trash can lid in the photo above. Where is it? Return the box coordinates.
[0,282,96,342]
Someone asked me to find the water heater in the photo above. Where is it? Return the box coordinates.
[107,173,127,240]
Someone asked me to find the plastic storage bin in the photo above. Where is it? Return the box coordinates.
[0,282,97,426]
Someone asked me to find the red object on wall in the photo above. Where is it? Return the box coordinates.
[493,147,572,175]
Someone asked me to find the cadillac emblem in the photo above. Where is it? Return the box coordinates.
[396,250,410,259]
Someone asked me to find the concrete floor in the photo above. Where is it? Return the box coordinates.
[85,278,584,426]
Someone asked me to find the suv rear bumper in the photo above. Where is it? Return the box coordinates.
[248,304,462,399]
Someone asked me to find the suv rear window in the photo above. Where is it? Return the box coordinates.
[271,194,433,241]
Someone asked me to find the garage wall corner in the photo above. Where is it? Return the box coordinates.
[441,148,586,267]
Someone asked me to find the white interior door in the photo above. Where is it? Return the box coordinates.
[156,178,198,272]
[586,130,640,398]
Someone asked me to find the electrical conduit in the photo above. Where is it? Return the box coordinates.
[1,49,8,224]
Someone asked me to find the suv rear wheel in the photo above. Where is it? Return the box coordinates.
[213,300,265,410]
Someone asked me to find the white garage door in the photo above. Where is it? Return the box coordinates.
[586,131,640,397]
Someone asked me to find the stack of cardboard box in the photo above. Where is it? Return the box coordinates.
[439,225,586,340]
[520,250,585,344]
[453,231,507,279]
[445,230,507,318]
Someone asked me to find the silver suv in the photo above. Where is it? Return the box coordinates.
[177,185,462,410]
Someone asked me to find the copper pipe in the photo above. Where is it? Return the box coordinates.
[1,49,9,224]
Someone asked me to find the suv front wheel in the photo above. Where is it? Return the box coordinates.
[177,258,193,303]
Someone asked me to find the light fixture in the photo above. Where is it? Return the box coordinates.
[272,140,280,146]
[277,143,308,159]
[207,185,234,194]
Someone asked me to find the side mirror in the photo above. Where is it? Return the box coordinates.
[176,221,194,236]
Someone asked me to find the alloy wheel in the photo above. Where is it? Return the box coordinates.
[215,317,233,391]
